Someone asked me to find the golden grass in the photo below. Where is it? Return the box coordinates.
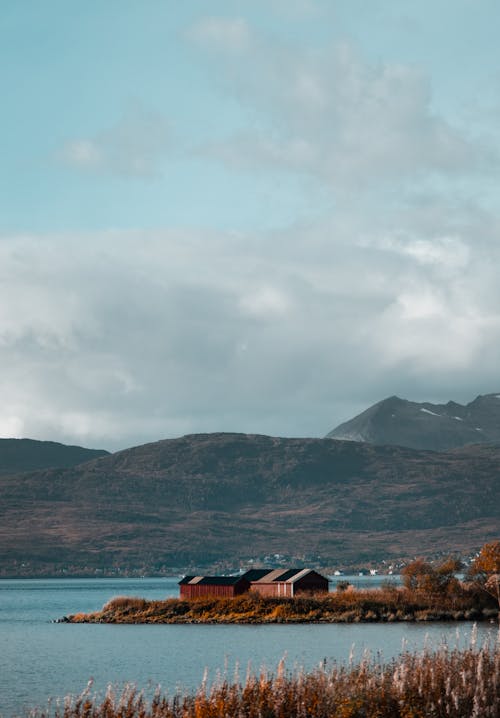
[30,636,500,718]
[67,586,498,624]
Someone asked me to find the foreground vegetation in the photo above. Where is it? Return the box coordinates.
[31,639,500,718]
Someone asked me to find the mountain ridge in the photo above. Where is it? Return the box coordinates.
[1,431,498,575]
[326,393,500,450]
[0,437,109,474]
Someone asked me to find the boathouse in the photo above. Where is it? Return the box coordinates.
[247,568,329,597]
[179,574,250,599]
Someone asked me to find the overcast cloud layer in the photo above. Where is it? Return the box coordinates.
[1,2,500,450]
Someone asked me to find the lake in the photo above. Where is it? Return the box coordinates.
[1,577,498,718]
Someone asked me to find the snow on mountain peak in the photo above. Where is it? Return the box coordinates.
[420,408,441,417]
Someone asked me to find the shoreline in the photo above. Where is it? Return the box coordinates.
[61,591,499,625]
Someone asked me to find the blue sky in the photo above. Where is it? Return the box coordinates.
[1,1,500,449]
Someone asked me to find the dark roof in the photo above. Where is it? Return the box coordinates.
[179,575,249,586]
[274,569,301,581]
[180,569,329,587]
[250,568,330,584]
[179,575,196,585]
[241,569,274,582]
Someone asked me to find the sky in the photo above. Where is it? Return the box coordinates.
[1,0,500,451]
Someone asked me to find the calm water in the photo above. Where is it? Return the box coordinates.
[1,578,498,718]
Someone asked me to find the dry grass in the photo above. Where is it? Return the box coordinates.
[30,635,500,718]
[102,596,149,612]
[67,586,498,625]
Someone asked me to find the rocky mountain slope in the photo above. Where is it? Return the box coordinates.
[0,438,108,474]
[326,393,500,451]
[1,432,498,575]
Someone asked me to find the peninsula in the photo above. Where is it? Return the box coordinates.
[62,548,500,624]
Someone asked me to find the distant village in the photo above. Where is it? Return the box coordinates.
[4,549,481,579]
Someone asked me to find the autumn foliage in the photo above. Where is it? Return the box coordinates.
[401,557,462,596]
[467,541,500,608]
[468,541,500,576]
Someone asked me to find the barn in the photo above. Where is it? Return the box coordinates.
[247,568,329,597]
[179,574,250,599]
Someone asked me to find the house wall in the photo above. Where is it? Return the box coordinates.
[294,574,329,594]
[180,571,329,599]
[250,582,294,597]
[180,582,248,599]
[251,573,329,597]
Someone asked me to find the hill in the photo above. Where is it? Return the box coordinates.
[0,438,109,475]
[326,393,500,451]
[0,433,498,575]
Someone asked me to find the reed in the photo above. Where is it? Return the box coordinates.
[29,635,500,718]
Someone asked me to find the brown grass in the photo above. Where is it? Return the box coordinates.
[66,586,498,625]
[29,637,500,718]
[102,596,149,612]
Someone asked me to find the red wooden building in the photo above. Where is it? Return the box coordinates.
[247,568,329,597]
[179,574,250,599]
[179,568,329,599]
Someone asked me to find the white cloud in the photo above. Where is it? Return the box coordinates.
[189,26,494,188]
[370,299,496,373]
[369,234,470,272]
[0,416,25,438]
[1,206,500,449]
[399,237,469,269]
[239,286,291,318]
[395,288,446,321]
[4,18,500,448]
[60,105,171,178]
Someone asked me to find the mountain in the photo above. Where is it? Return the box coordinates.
[326,393,500,451]
[1,432,498,575]
[0,438,109,474]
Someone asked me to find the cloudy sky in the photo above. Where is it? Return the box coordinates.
[1,1,500,450]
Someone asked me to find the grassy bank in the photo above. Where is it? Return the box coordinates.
[30,639,500,718]
[65,587,499,624]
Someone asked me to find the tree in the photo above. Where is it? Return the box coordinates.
[401,558,434,592]
[469,541,500,576]
[467,541,500,610]
[401,557,462,599]
[434,557,463,595]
